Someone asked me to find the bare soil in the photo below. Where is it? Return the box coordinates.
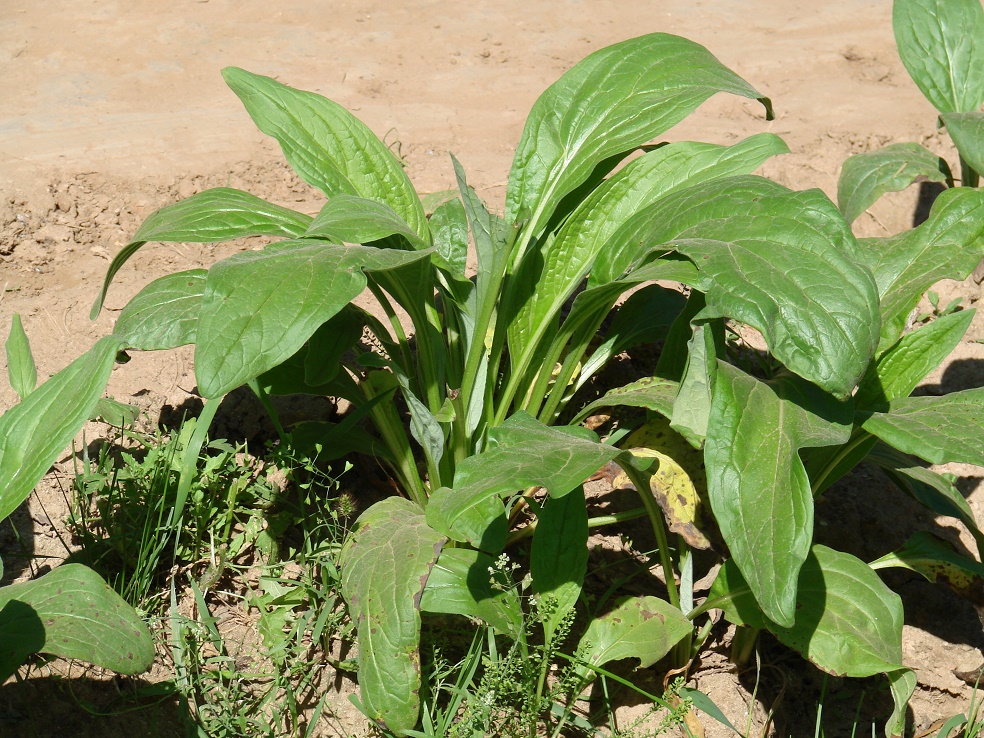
[3,1,984,736]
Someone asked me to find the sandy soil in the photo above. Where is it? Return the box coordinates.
[2,0,984,735]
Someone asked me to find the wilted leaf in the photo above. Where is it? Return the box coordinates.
[869,531,984,603]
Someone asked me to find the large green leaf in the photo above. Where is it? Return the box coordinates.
[710,546,904,677]
[622,176,879,398]
[0,335,121,522]
[574,596,691,678]
[114,270,206,350]
[5,314,36,400]
[531,487,589,643]
[894,0,984,114]
[426,412,619,548]
[419,548,522,638]
[194,240,432,398]
[861,387,984,465]
[942,112,984,176]
[837,143,950,225]
[507,134,787,369]
[705,365,852,626]
[92,187,312,316]
[505,33,771,238]
[223,68,426,238]
[855,308,974,410]
[0,564,155,680]
[339,498,446,735]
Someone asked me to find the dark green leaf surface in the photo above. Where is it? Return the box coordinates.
[855,309,973,410]
[861,387,984,465]
[92,187,312,316]
[531,487,588,642]
[194,241,432,398]
[706,365,852,626]
[339,498,446,735]
[508,134,787,365]
[223,68,426,237]
[506,33,771,238]
[419,548,522,638]
[894,0,984,114]
[114,270,206,350]
[710,546,904,677]
[942,112,984,176]
[0,564,154,681]
[837,143,950,225]
[575,596,691,676]
[428,196,469,281]
[861,188,984,347]
[631,176,880,398]
[0,335,121,523]
[426,412,619,547]
[5,314,36,399]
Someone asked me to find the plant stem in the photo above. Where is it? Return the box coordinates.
[621,461,680,609]
[730,625,760,666]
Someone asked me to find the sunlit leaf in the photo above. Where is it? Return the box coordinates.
[339,498,446,735]
[531,487,588,642]
[114,270,206,350]
[5,314,36,399]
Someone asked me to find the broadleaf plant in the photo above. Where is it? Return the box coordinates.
[3,21,984,737]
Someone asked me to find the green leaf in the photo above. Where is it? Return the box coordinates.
[428,196,469,282]
[339,498,446,735]
[860,187,984,347]
[531,487,588,642]
[5,314,36,399]
[894,0,984,114]
[886,668,916,738]
[419,548,523,638]
[942,112,984,177]
[866,442,984,549]
[114,270,206,350]
[706,365,852,626]
[506,33,772,238]
[709,546,904,677]
[92,187,312,316]
[869,531,984,598]
[303,306,365,386]
[426,412,619,548]
[575,596,691,677]
[861,387,984,465]
[222,68,426,237]
[303,194,430,251]
[572,376,679,425]
[91,397,139,427]
[194,241,432,398]
[633,176,880,398]
[508,135,787,368]
[837,143,950,225]
[578,285,687,382]
[670,323,717,447]
[0,335,121,523]
[0,564,154,681]
[855,308,974,410]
